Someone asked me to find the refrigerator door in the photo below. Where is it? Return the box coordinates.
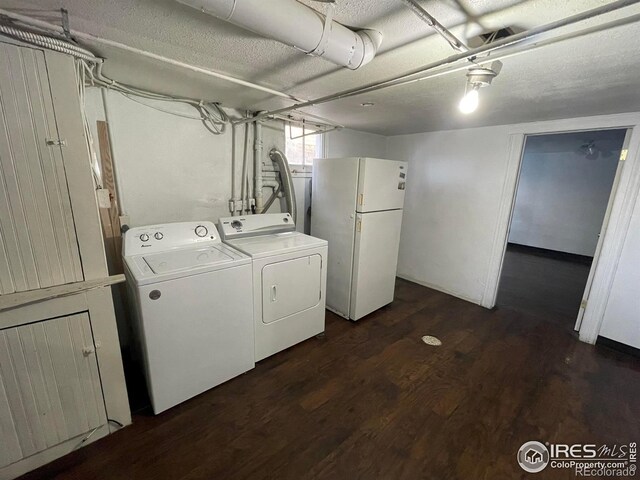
[356,158,408,213]
[310,157,359,318]
[350,209,403,320]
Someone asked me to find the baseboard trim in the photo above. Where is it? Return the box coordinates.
[396,274,483,307]
[507,243,593,265]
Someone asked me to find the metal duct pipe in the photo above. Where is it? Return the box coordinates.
[268,148,297,223]
[176,0,382,69]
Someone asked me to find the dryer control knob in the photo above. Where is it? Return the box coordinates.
[195,225,208,237]
[154,232,164,240]
[139,233,149,242]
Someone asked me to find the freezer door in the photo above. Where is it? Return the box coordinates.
[357,158,408,213]
[350,209,403,320]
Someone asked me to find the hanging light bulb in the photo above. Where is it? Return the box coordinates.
[457,63,501,114]
[459,85,479,114]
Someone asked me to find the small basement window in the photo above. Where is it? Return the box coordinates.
[285,124,324,166]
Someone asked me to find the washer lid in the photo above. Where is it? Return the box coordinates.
[144,246,234,274]
[124,242,250,286]
[226,232,327,259]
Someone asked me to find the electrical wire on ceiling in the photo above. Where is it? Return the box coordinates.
[0,21,97,61]
[78,61,229,135]
[0,17,229,135]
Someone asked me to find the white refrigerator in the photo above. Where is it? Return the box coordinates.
[311,157,407,320]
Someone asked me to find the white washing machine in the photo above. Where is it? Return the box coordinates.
[123,221,254,414]
[218,213,328,361]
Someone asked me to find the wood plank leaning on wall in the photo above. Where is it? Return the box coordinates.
[96,120,123,274]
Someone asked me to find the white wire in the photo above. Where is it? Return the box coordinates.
[0,20,229,136]
[75,60,103,189]
[84,61,229,135]
[118,93,206,120]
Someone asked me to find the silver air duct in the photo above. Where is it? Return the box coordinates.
[176,0,382,69]
[268,148,297,222]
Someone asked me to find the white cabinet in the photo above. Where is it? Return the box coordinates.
[0,40,130,479]
[0,313,106,469]
[0,43,83,294]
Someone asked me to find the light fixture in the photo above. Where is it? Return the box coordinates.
[458,62,501,114]
[459,85,479,114]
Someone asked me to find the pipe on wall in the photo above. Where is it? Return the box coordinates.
[176,0,382,70]
[254,118,264,213]
[240,121,251,215]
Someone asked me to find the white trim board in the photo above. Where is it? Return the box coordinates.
[479,112,640,345]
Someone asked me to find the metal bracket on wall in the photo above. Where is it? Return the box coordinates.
[60,8,71,39]
[46,138,67,147]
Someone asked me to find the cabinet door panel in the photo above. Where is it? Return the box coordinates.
[0,43,83,294]
[0,313,106,468]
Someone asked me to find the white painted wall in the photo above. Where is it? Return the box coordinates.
[508,131,624,256]
[85,89,285,228]
[388,125,512,304]
[325,128,388,158]
[387,113,640,352]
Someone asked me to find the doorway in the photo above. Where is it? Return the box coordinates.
[496,128,628,328]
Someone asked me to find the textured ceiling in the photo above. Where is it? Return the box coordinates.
[2,0,640,134]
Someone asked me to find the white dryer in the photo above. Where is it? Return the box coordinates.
[123,221,254,414]
[218,213,327,361]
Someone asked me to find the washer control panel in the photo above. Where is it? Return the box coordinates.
[123,221,219,255]
[218,213,295,240]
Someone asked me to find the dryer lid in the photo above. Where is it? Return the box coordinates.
[143,246,234,274]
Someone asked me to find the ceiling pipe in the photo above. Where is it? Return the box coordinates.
[399,0,469,52]
[234,0,640,125]
[0,8,302,102]
[176,0,382,70]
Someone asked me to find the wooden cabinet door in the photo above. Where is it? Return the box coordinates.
[0,313,106,468]
[0,43,84,294]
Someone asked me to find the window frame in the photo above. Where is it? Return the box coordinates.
[285,123,325,167]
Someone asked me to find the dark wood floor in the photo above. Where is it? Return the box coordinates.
[21,279,640,480]
[497,243,592,324]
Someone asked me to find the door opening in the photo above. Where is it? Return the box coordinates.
[495,128,629,329]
